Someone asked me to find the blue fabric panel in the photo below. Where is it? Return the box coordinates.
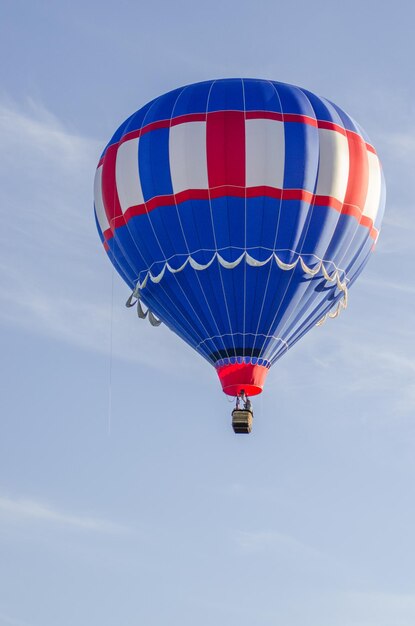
[144,274,208,344]
[278,289,341,361]
[207,79,244,112]
[244,263,273,338]
[324,214,366,268]
[176,199,216,264]
[300,204,344,261]
[274,199,311,260]
[272,82,317,118]
[249,262,280,358]
[128,201,215,270]
[210,196,245,259]
[146,204,188,263]
[251,196,281,258]
[141,285,207,354]
[243,79,282,112]
[257,265,303,349]
[346,245,373,289]
[109,223,144,278]
[340,226,370,271]
[122,214,164,274]
[300,91,344,126]
[167,270,224,346]
[267,270,323,342]
[253,263,291,358]
[216,259,245,350]
[106,247,135,289]
[288,199,317,254]
[193,262,234,339]
[140,87,183,125]
[143,265,232,359]
[246,196,274,259]
[283,121,319,191]
[138,127,173,200]
[282,277,336,341]
[119,99,159,135]
[327,100,361,134]
[344,235,373,281]
[173,81,212,117]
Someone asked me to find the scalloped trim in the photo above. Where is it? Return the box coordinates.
[126,251,348,327]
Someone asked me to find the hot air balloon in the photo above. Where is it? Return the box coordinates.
[94,78,385,433]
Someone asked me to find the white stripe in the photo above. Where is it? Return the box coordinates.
[93,165,110,232]
[116,138,144,212]
[315,128,349,201]
[363,151,382,222]
[169,121,208,194]
[245,119,285,188]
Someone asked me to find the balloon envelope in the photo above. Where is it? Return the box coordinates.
[94,78,385,396]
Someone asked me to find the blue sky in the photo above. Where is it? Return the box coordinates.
[1,1,414,625]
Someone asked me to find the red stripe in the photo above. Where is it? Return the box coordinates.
[124,204,148,221]
[118,129,142,144]
[103,240,110,252]
[176,188,210,203]
[117,113,207,146]
[343,131,369,213]
[170,113,207,126]
[341,203,364,221]
[101,143,125,232]
[245,110,283,122]
[123,189,211,224]
[313,195,343,212]
[370,226,379,240]
[206,111,246,188]
[318,120,346,135]
[246,185,282,200]
[103,227,113,241]
[246,111,318,127]
[131,118,170,135]
[109,186,378,240]
[282,188,314,203]
[284,113,317,126]
[146,194,176,212]
[360,215,373,229]
[210,185,246,199]
[117,121,168,145]
[101,110,378,159]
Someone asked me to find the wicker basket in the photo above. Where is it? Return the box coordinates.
[232,409,253,434]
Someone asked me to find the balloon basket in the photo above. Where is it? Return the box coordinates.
[232,409,253,434]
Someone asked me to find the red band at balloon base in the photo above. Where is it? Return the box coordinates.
[216,363,269,397]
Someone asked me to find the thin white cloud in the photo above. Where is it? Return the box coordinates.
[334,590,415,626]
[0,612,33,626]
[359,276,415,296]
[235,529,324,561]
[379,129,415,161]
[0,98,99,170]
[0,495,127,534]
